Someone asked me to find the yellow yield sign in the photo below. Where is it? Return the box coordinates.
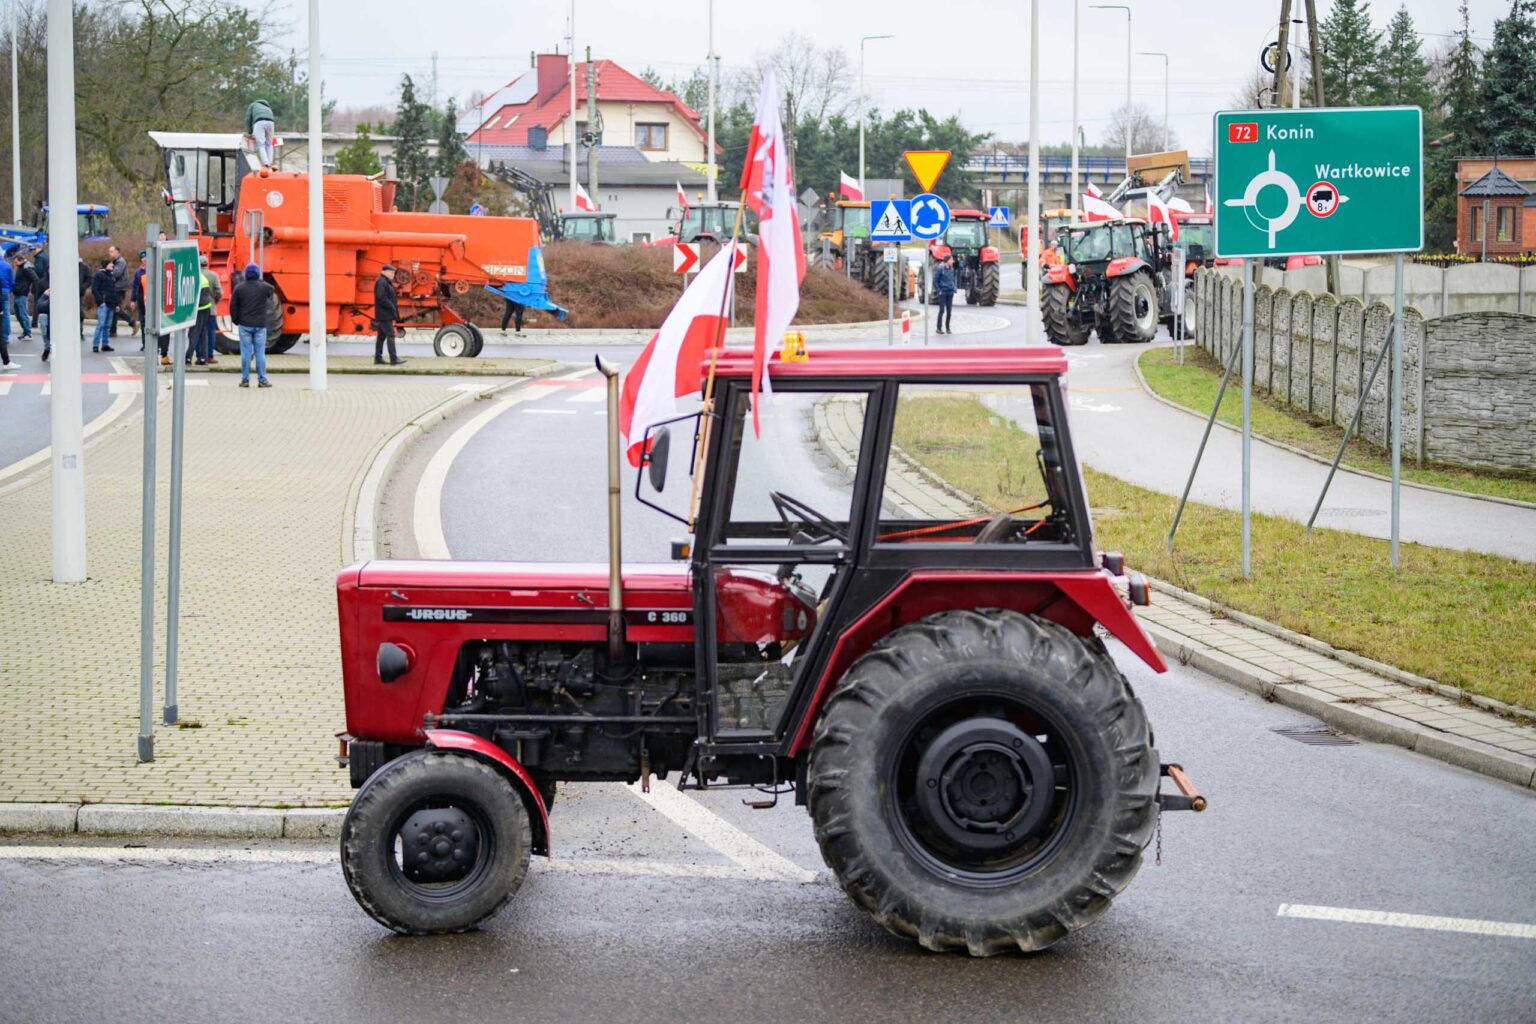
[903,150,951,193]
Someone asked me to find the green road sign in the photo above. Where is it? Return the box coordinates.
[153,240,201,334]
[1212,106,1422,258]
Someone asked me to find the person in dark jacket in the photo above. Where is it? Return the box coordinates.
[31,244,48,311]
[37,288,50,362]
[107,245,134,335]
[90,258,117,352]
[12,254,35,338]
[372,264,405,365]
[932,253,957,334]
[230,262,274,387]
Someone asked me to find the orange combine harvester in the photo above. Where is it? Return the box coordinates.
[150,132,565,357]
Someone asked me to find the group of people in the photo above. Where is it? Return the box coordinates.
[0,242,49,371]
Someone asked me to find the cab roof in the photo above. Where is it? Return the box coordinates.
[704,346,1067,381]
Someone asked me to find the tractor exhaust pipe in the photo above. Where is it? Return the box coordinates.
[595,356,626,662]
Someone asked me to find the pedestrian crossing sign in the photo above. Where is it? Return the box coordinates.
[870,199,912,242]
[988,206,1010,227]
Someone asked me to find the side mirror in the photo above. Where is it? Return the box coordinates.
[645,427,670,492]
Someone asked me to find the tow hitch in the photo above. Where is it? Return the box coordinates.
[1158,763,1207,812]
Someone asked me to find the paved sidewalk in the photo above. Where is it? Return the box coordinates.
[0,374,510,807]
[811,391,1536,788]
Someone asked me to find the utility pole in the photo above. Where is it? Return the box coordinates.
[858,34,894,197]
[46,0,85,582]
[10,0,20,221]
[1300,0,1338,295]
[1274,0,1293,107]
[585,48,598,201]
[706,0,716,202]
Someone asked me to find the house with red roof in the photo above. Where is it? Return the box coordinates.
[462,53,711,165]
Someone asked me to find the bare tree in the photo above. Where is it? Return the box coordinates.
[1231,69,1273,110]
[732,33,853,129]
[1099,103,1178,155]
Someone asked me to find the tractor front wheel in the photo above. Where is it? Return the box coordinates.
[340,750,532,935]
[808,609,1157,956]
[974,262,1000,306]
[1109,271,1159,343]
[1042,285,1088,346]
[433,323,476,358]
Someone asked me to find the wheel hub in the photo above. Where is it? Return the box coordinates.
[399,807,478,883]
[915,719,1055,853]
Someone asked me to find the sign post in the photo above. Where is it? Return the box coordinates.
[1171,245,1186,363]
[136,233,199,759]
[884,245,898,343]
[871,200,912,346]
[1200,105,1422,574]
[161,232,199,726]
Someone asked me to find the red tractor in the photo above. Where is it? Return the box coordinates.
[335,347,1204,953]
[1041,218,1172,346]
[926,209,1001,305]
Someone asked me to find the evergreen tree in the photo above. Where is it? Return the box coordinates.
[1320,0,1382,105]
[1372,6,1431,107]
[1424,3,1484,250]
[1479,0,1536,155]
[334,123,383,176]
[435,98,469,181]
[392,74,432,210]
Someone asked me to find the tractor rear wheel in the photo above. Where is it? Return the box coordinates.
[808,609,1157,956]
[1042,284,1088,346]
[341,750,532,935]
[975,262,1000,306]
[267,333,301,355]
[1109,271,1158,343]
[1180,284,1198,340]
[466,323,486,358]
[433,323,476,358]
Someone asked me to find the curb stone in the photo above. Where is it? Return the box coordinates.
[0,805,346,839]
[1131,347,1536,512]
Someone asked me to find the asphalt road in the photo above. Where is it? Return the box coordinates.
[0,329,124,475]
[5,653,1534,1023]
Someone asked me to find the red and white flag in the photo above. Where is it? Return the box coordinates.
[1168,196,1193,213]
[1146,191,1179,241]
[1086,181,1103,198]
[1082,192,1121,221]
[619,242,738,465]
[676,181,690,217]
[574,181,596,212]
[839,171,863,201]
[1204,186,1214,214]
[740,69,805,433]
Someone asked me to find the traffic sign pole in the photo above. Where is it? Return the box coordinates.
[922,249,930,347]
[164,223,191,726]
[1390,251,1403,570]
[1241,260,1254,580]
[138,225,161,763]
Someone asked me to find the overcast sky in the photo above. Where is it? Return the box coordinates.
[262,0,1508,156]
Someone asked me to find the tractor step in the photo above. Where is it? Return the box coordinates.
[1157,762,1207,812]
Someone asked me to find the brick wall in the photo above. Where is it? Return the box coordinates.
[1193,270,1534,472]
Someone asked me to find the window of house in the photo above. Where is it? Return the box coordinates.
[631,231,651,243]
[1470,210,1482,242]
[1496,206,1513,242]
[483,116,500,131]
[636,122,668,150]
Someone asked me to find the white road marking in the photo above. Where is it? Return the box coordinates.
[108,380,142,394]
[1277,903,1536,940]
[39,382,48,395]
[0,381,10,396]
[0,845,797,882]
[448,382,496,393]
[522,407,576,415]
[626,782,817,885]
[568,387,607,403]
[414,383,555,559]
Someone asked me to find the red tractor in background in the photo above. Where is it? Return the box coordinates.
[926,209,1001,305]
[1042,218,1173,346]
[152,132,566,358]
[334,346,1205,953]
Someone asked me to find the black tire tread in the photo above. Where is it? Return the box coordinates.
[975,261,1000,306]
[807,609,1157,956]
[1109,271,1156,343]
[1042,284,1088,346]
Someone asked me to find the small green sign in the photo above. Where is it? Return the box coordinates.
[153,240,201,334]
[1213,106,1422,258]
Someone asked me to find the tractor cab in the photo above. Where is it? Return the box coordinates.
[1171,211,1213,271]
[926,210,1001,305]
[1043,218,1175,345]
[677,201,758,243]
[150,132,266,248]
[560,211,618,244]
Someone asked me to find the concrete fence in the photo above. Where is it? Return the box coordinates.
[1226,262,1536,320]
[1194,269,1536,472]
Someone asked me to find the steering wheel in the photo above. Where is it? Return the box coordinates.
[974,513,1016,544]
[769,491,846,545]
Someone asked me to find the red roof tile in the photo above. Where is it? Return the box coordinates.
[468,60,702,147]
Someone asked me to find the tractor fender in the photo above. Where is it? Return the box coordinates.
[423,729,550,855]
[1105,256,1149,279]
[1045,265,1075,290]
[979,245,1000,263]
[787,570,1167,756]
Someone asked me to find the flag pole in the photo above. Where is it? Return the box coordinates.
[686,191,750,529]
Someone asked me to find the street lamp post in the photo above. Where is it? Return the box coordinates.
[1138,51,1169,150]
[1070,0,1080,224]
[706,0,717,203]
[1091,5,1131,167]
[858,34,894,197]
[10,0,20,221]
[307,0,326,390]
[1026,0,1041,346]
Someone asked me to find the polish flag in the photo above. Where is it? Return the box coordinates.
[1168,196,1193,213]
[1204,186,1214,214]
[676,181,690,217]
[574,181,596,212]
[619,242,738,465]
[739,69,805,434]
[1086,181,1103,198]
[1147,191,1179,241]
[839,171,863,201]
[1082,193,1121,221]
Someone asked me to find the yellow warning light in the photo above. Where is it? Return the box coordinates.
[781,331,808,362]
